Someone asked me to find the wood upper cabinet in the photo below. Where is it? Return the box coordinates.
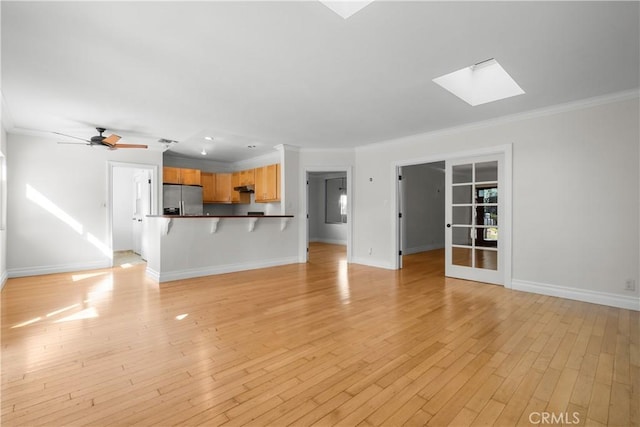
[162,167,182,184]
[201,172,216,203]
[232,172,241,203]
[181,168,201,186]
[255,164,280,203]
[163,167,201,186]
[239,169,255,186]
[214,173,232,203]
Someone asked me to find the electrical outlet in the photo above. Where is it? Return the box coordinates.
[368,247,372,255]
[625,279,636,291]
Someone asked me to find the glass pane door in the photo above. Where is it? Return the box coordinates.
[445,156,503,285]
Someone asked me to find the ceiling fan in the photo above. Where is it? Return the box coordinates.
[55,127,148,149]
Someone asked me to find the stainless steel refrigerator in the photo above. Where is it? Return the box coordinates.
[163,184,203,215]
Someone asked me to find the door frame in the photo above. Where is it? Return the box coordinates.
[301,166,353,263]
[392,144,512,288]
[107,161,159,267]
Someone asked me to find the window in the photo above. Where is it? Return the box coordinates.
[325,177,347,224]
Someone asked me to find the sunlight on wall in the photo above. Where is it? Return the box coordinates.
[87,232,113,259]
[26,184,83,234]
[26,184,113,260]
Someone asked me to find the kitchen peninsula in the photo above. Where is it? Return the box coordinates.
[144,214,297,283]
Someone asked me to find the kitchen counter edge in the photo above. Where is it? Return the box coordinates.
[147,215,294,218]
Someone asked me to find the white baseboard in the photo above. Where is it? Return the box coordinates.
[512,279,640,311]
[351,257,395,270]
[310,238,347,246]
[8,260,112,278]
[147,257,300,283]
[404,243,444,255]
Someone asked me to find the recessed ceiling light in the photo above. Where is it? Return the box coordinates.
[201,149,207,155]
[318,0,374,19]
[433,58,525,106]
[204,136,213,141]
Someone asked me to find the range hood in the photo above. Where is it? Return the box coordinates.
[234,185,255,193]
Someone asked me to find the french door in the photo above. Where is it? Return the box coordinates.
[445,155,504,285]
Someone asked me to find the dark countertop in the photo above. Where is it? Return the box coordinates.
[147,215,294,218]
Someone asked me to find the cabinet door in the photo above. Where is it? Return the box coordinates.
[265,164,279,201]
[201,172,216,203]
[240,169,255,186]
[215,173,232,203]
[232,172,241,203]
[181,168,201,186]
[163,167,181,184]
[255,164,280,203]
[254,166,266,202]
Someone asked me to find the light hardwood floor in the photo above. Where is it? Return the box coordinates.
[2,243,638,426]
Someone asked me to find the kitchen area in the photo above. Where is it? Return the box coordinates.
[161,163,281,216]
[143,146,299,283]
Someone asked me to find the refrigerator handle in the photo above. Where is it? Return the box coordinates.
[180,200,184,216]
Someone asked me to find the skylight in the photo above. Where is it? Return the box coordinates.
[433,59,525,106]
[318,0,374,19]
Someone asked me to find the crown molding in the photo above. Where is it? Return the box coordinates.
[356,89,640,152]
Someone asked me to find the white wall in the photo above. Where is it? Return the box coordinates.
[402,162,445,254]
[0,125,7,288]
[7,133,162,276]
[308,172,348,245]
[353,95,639,309]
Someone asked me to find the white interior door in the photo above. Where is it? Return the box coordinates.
[132,170,150,258]
[445,155,503,285]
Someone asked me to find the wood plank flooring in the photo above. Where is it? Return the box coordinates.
[2,243,638,426]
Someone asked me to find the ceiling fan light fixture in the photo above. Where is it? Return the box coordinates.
[433,58,525,106]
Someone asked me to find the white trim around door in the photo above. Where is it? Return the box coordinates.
[392,144,512,288]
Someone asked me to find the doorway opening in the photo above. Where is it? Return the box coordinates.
[395,146,511,287]
[304,168,352,264]
[398,162,446,273]
[108,162,158,267]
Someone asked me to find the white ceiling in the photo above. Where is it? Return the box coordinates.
[2,1,639,162]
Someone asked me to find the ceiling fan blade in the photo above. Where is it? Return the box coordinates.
[57,141,89,145]
[52,131,90,142]
[114,143,148,149]
[102,134,121,147]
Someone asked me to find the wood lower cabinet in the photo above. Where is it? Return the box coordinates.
[163,167,201,186]
[255,164,280,203]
